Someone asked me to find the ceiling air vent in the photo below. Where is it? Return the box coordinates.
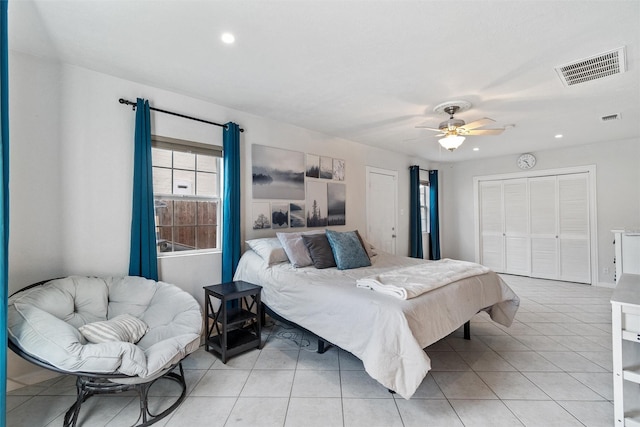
[601,113,620,122]
[555,46,626,87]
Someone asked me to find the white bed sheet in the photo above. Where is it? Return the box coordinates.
[234,250,519,399]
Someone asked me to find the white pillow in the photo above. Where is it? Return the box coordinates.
[246,238,288,265]
[276,230,324,268]
[79,314,148,344]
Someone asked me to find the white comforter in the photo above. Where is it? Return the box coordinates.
[234,250,519,399]
[356,258,490,299]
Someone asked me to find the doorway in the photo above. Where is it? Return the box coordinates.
[366,167,398,254]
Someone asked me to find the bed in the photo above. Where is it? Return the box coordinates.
[233,233,519,399]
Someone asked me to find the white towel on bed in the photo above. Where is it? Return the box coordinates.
[356,258,490,299]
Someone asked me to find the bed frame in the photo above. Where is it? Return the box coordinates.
[261,302,472,355]
[262,303,334,353]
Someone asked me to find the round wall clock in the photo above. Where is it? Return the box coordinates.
[517,153,536,170]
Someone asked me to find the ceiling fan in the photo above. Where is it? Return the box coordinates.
[415,101,505,151]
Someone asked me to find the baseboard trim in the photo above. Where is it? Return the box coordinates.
[595,281,616,288]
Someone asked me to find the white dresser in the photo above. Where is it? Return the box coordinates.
[612,274,640,426]
[613,230,640,283]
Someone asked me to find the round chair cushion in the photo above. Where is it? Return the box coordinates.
[8,276,202,381]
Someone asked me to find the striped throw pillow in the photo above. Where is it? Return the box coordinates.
[79,314,148,344]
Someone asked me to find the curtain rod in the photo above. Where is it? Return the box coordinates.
[409,165,430,172]
[118,98,244,132]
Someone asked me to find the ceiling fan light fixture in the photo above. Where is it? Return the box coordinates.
[439,135,465,151]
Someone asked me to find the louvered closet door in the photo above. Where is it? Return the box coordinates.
[503,179,530,275]
[479,181,504,272]
[558,173,590,283]
[530,176,558,279]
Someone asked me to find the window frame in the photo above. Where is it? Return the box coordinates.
[151,135,223,257]
[419,180,430,234]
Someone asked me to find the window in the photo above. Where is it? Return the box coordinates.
[419,181,430,233]
[151,136,222,254]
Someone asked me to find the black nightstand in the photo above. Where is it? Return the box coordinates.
[203,280,262,363]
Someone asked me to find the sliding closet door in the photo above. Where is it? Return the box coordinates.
[558,173,590,283]
[503,179,530,276]
[530,176,558,279]
[479,181,504,272]
[478,171,592,283]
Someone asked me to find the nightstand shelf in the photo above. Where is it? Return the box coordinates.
[208,306,257,327]
[207,329,260,354]
[203,281,262,363]
[612,274,640,426]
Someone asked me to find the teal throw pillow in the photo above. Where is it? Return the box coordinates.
[325,230,371,270]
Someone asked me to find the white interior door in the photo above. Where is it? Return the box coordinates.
[366,167,397,254]
[504,178,530,275]
[558,173,590,283]
[479,181,505,272]
[530,176,558,279]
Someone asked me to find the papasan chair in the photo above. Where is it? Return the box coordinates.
[7,276,203,427]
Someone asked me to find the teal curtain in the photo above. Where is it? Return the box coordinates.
[128,98,158,281]
[221,122,241,283]
[409,166,423,258]
[429,170,440,260]
[0,0,9,421]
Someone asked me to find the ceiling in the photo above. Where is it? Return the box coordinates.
[8,0,640,162]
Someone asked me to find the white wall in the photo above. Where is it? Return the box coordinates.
[7,52,67,388]
[7,51,427,385]
[9,52,64,293]
[434,137,640,285]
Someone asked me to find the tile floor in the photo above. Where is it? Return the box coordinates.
[7,274,615,426]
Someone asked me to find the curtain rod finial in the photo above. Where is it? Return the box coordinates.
[119,98,136,110]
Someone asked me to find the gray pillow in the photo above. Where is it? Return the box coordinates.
[277,232,313,267]
[354,230,373,259]
[79,314,148,344]
[276,230,324,268]
[302,234,336,269]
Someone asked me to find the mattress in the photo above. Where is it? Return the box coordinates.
[234,249,519,399]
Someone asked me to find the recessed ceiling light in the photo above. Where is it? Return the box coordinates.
[221,32,235,44]
[555,134,563,139]
[473,147,480,151]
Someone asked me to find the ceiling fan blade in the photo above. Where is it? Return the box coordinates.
[402,136,429,142]
[466,128,504,136]
[461,117,495,130]
[414,125,443,132]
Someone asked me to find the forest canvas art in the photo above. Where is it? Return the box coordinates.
[306,181,328,227]
[319,156,333,179]
[305,154,320,178]
[252,145,348,229]
[327,182,346,225]
[252,202,271,229]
